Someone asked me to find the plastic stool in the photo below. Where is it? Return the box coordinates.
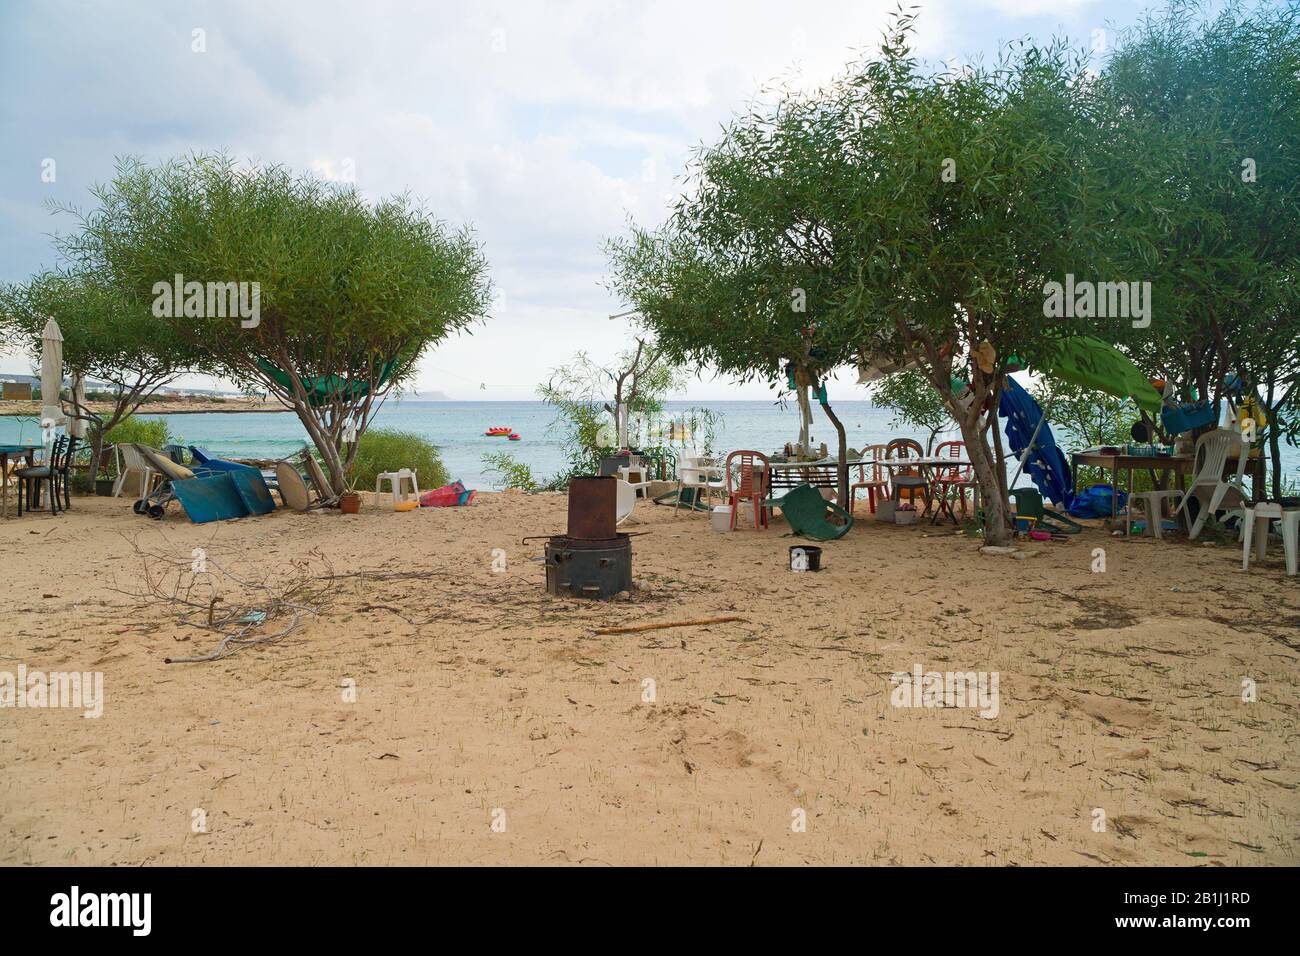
[376,469,420,508]
[1241,503,1299,576]
[1132,489,1183,538]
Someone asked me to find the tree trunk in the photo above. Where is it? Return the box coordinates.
[963,415,1011,545]
[292,399,346,496]
[940,382,1011,546]
[988,377,1011,508]
[796,385,812,451]
[87,424,106,492]
[819,397,849,508]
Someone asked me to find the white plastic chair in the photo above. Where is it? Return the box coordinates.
[674,451,724,516]
[1241,503,1299,576]
[1172,429,1251,540]
[615,478,638,526]
[618,464,652,499]
[113,442,162,498]
[376,468,420,507]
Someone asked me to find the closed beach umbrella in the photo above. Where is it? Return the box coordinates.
[40,317,65,428]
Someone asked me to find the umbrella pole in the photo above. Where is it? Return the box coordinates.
[1009,397,1053,490]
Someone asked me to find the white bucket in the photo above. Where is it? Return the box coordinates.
[711,505,733,532]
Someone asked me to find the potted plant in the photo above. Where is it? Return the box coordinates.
[338,474,361,514]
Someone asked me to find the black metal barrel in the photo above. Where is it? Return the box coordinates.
[545,534,632,598]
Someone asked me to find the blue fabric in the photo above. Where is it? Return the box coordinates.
[1067,483,1127,519]
[189,446,257,472]
[998,377,1074,508]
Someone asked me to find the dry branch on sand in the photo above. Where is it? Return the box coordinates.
[112,536,336,663]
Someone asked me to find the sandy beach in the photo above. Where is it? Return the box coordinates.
[2,491,1296,866]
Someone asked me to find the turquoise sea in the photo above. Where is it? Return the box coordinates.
[3,399,1296,492]
[1,399,933,488]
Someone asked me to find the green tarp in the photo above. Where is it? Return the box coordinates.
[256,357,398,408]
[1039,336,1164,414]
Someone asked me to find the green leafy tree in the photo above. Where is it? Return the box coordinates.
[52,154,491,495]
[819,15,1157,543]
[869,370,952,453]
[0,269,209,484]
[613,13,1131,542]
[1098,2,1300,463]
[606,82,863,504]
[539,342,684,487]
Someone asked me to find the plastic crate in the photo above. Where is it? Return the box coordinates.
[1161,401,1217,436]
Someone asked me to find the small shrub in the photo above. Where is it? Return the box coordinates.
[482,452,539,491]
[105,416,171,450]
[348,428,448,491]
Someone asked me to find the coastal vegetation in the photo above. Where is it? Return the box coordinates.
[103,416,172,453]
[608,4,1300,545]
[481,451,541,492]
[41,153,491,496]
[346,427,448,493]
[0,269,209,485]
[538,344,691,488]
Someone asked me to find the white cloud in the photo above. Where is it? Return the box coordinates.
[1,0,1134,399]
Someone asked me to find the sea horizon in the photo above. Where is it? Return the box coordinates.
[3,396,1295,493]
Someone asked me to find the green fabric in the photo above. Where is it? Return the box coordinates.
[256,357,398,408]
[1040,337,1163,414]
[762,482,854,541]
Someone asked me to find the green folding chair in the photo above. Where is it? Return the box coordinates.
[1009,487,1083,535]
[762,482,854,541]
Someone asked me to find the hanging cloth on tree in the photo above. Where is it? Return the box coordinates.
[256,356,400,408]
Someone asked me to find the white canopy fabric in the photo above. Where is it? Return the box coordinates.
[856,352,922,385]
[39,317,65,428]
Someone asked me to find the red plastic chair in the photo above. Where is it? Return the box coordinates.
[725,450,769,530]
[885,438,929,510]
[849,444,890,514]
[930,440,974,522]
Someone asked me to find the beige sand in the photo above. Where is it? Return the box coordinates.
[1,491,1297,866]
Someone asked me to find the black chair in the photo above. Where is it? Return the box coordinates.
[56,435,79,510]
[16,435,74,516]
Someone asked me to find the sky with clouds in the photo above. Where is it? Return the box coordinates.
[2,0,1165,400]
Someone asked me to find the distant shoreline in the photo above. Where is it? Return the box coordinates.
[0,399,292,417]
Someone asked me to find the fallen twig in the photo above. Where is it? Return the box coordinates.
[594,615,746,635]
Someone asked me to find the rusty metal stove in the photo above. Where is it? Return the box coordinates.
[538,476,635,599]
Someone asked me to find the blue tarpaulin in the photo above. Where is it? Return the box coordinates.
[998,377,1074,508]
[171,474,252,523]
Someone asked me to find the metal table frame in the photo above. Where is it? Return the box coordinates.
[1070,449,1265,535]
[880,457,977,525]
[0,444,42,518]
